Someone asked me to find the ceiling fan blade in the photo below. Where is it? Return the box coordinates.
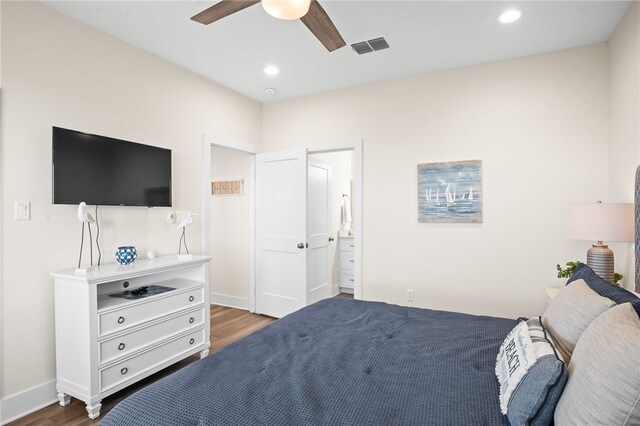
[300,0,346,52]
[191,0,260,25]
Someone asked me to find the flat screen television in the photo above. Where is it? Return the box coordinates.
[52,127,172,207]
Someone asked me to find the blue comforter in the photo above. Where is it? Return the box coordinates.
[101,298,514,425]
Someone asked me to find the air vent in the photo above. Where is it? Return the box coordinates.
[351,36,391,55]
[368,37,390,51]
[351,41,373,55]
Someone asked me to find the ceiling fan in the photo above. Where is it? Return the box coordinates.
[191,0,346,52]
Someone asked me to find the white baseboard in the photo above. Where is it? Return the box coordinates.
[1,380,57,425]
[210,292,249,310]
[331,285,340,296]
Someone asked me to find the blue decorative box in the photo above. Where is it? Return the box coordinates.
[115,246,137,265]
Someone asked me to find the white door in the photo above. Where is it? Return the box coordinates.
[307,158,331,304]
[255,150,332,318]
[255,149,307,318]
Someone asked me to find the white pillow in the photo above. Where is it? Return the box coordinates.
[496,322,535,413]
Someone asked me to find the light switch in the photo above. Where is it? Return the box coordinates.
[15,202,31,221]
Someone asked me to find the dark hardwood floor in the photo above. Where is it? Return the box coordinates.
[336,292,354,299]
[9,305,275,426]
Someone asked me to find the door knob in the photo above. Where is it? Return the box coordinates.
[329,237,335,242]
[297,243,305,249]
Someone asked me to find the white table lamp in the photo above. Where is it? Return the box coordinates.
[565,202,634,283]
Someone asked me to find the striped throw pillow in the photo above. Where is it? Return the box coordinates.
[496,317,568,426]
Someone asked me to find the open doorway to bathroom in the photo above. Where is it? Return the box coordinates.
[309,151,355,298]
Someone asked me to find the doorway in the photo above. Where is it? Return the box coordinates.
[201,136,363,313]
[208,146,254,309]
[309,150,355,297]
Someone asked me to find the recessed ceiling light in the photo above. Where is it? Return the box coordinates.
[263,65,280,76]
[265,88,277,95]
[498,9,522,24]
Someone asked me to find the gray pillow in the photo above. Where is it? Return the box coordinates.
[541,279,615,362]
[554,302,640,425]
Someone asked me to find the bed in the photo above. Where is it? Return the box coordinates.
[100,277,640,426]
[101,168,640,425]
[101,298,515,425]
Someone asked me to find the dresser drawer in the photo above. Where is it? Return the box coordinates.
[99,287,204,336]
[340,270,355,288]
[99,307,205,365]
[100,328,205,393]
[339,239,355,252]
[339,251,355,270]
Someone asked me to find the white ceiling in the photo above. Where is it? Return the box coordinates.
[43,1,630,103]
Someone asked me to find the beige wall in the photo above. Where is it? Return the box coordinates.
[210,147,252,303]
[264,44,610,318]
[608,2,640,290]
[0,1,261,399]
[1,0,637,418]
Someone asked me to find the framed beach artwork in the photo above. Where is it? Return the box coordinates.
[417,160,482,223]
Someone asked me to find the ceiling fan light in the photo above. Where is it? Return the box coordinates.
[262,0,311,20]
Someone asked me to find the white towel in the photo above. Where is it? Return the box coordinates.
[341,195,352,230]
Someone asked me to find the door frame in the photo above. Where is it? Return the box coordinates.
[202,135,260,311]
[202,135,364,310]
[307,140,363,300]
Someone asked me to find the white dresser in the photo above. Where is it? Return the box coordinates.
[339,236,355,293]
[51,255,211,419]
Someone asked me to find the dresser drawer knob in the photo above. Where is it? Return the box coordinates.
[118,343,125,351]
[120,367,128,375]
[189,317,195,324]
[117,316,125,324]
[349,279,354,282]
[189,295,195,302]
[349,260,354,263]
[189,338,195,345]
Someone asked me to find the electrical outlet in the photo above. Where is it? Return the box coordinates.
[167,211,176,224]
[406,289,415,302]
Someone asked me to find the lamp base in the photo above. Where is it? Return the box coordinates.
[586,244,614,283]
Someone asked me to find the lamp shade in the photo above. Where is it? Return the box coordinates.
[262,0,311,20]
[565,203,634,242]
